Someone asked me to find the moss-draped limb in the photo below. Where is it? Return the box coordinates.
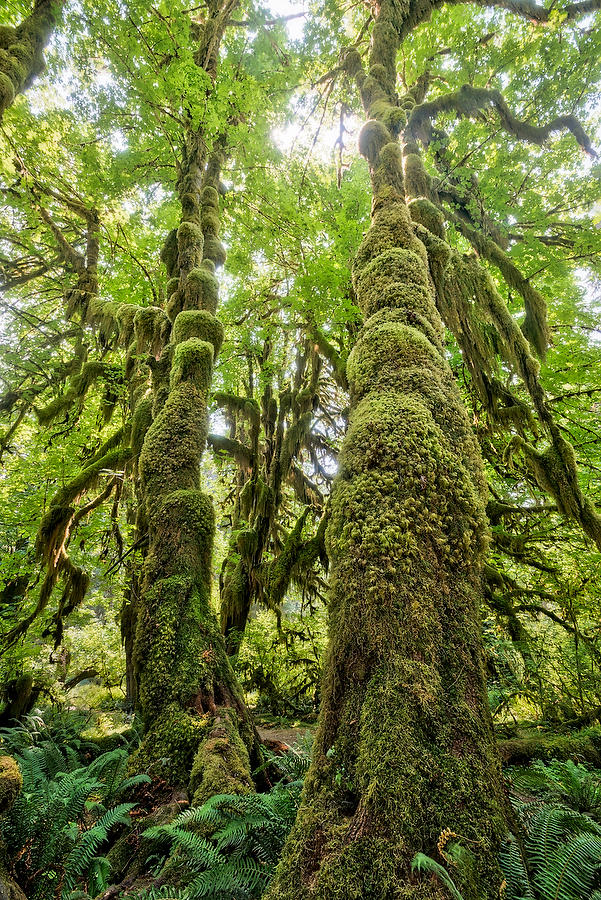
[2,445,131,648]
[34,360,124,426]
[0,0,63,122]
[441,205,550,358]
[268,6,512,899]
[407,84,596,157]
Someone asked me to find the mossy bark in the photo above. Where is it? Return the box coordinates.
[130,2,256,803]
[267,4,511,899]
[0,0,62,122]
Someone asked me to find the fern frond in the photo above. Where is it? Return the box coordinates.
[411,852,465,900]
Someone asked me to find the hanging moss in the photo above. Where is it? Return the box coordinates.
[131,395,153,457]
[115,303,137,347]
[134,306,171,356]
[161,228,179,278]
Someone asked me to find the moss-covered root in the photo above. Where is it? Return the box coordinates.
[0,0,62,121]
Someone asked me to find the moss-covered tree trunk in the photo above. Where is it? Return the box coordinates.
[0,0,62,121]
[130,0,257,806]
[266,4,511,898]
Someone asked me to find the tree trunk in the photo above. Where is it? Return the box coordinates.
[0,0,62,122]
[128,0,258,805]
[266,4,512,898]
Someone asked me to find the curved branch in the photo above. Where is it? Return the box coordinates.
[408,84,596,157]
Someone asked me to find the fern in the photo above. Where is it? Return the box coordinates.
[139,779,303,899]
[3,745,142,900]
[502,759,601,900]
[411,852,466,900]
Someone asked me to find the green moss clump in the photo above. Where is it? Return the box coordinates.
[161,228,179,278]
[132,703,210,785]
[236,526,258,559]
[203,235,227,268]
[115,303,137,347]
[177,221,204,272]
[139,382,208,499]
[170,338,213,393]
[0,756,22,814]
[7,43,34,65]
[131,395,153,456]
[354,248,430,317]
[184,266,219,312]
[408,198,445,238]
[166,276,180,298]
[357,119,390,164]
[181,191,201,224]
[381,105,406,135]
[134,306,170,354]
[201,185,219,208]
[201,208,220,236]
[172,309,224,354]
[403,152,430,198]
[0,26,16,49]
[177,220,203,248]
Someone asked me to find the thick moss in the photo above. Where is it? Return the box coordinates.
[358,119,390,164]
[131,395,153,457]
[170,338,213,393]
[177,221,204,272]
[267,18,511,895]
[134,306,170,354]
[172,309,224,354]
[203,235,227,268]
[184,266,219,313]
[139,382,208,499]
[498,727,601,767]
[0,756,21,814]
[0,72,14,108]
[189,709,253,806]
[161,228,179,278]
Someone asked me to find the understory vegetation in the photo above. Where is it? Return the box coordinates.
[0,0,600,896]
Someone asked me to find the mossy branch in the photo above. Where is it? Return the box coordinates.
[307,324,348,389]
[208,433,253,469]
[267,509,328,609]
[213,392,260,427]
[408,84,597,157]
